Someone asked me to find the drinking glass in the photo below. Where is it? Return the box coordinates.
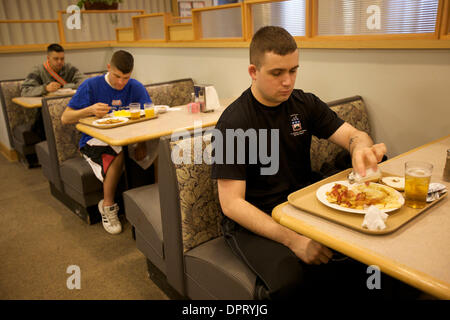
[144,103,155,118]
[404,161,433,209]
[129,103,141,120]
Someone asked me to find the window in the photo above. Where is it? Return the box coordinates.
[316,0,439,36]
[252,0,306,36]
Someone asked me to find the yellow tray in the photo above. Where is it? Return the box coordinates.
[79,114,158,129]
[285,169,447,235]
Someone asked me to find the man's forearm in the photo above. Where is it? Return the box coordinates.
[61,107,92,124]
[348,130,373,156]
[21,83,46,97]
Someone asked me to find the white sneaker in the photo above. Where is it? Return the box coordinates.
[98,199,122,235]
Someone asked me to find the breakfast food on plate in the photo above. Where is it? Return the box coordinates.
[381,176,405,191]
[97,118,125,125]
[326,182,402,210]
[348,167,382,184]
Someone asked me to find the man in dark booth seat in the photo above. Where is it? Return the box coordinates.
[211,26,420,300]
[21,43,85,97]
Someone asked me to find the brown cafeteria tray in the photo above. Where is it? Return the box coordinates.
[79,114,158,129]
[286,168,447,235]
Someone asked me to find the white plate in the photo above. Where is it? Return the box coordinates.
[154,105,169,114]
[93,116,129,126]
[315,180,404,214]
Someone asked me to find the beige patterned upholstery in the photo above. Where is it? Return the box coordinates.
[146,78,194,107]
[310,97,371,172]
[46,97,81,164]
[84,71,105,79]
[170,133,223,253]
[0,80,39,141]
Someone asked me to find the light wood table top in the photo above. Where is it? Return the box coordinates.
[12,90,76,108]
[12,96,43,108]
[272,134,450,299]
[76,100,233,146]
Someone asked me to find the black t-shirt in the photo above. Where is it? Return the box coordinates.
[211,88,344,214]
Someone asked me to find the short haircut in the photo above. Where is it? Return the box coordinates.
[47,43,64,54]
[250,26,298,69]
[110,50,134,74]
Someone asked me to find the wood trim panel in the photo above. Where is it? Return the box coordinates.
[0,141,18,162]
[57,11,66,44]
[0,19,58,23]
[1,0,450,51]
[57,10,145,14]
[171,0,179,17]
[440,0,450,38]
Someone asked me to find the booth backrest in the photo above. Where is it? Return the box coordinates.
[310,96,371,172]
[43,96,81,165]
[84,70,106,79]
[145,78,194,107]
[170,132,222,253]
[0,79,39,146]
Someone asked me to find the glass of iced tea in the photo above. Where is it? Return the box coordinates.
[144,103,155,118]
[129,103,141,120]
[404,161,433,209]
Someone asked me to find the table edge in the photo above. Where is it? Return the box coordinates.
[12,97,42,108]
[76,120,219,146]
[272,201,450,299]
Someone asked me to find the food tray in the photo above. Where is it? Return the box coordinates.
[285,169,447,235]
[79,113,158,129]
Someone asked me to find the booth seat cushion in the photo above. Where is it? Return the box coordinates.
[12,123,42,145]
[11,139,37,156]
[135,228,165,274]
[123,184,164,258]
[35,141,56,184]
[184,237,257,300]
[60,157,103,194]
[63,182,103,208]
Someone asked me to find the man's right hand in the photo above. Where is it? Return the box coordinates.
[288,234,333,265]
[46,81,61,93]
[90,103,111,118]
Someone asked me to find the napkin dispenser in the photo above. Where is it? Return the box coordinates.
[195,84,220,112]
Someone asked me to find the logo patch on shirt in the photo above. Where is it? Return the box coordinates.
[290,114,306,136]
[111,100,122,106]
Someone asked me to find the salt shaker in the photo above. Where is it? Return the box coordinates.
[443,148,450,182]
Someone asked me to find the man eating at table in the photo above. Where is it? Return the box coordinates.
[61,50,151,235]
[21,43,85,97]
[212,26,419,299]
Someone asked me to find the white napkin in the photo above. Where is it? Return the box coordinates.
[127,139,159,170]
[362,205,388,231]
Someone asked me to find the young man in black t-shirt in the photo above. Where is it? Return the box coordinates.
[211,26,397,300]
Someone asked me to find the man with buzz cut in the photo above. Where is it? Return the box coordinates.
[61,50,152,235]
[212,26,419,300]
[21,43,85,97]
